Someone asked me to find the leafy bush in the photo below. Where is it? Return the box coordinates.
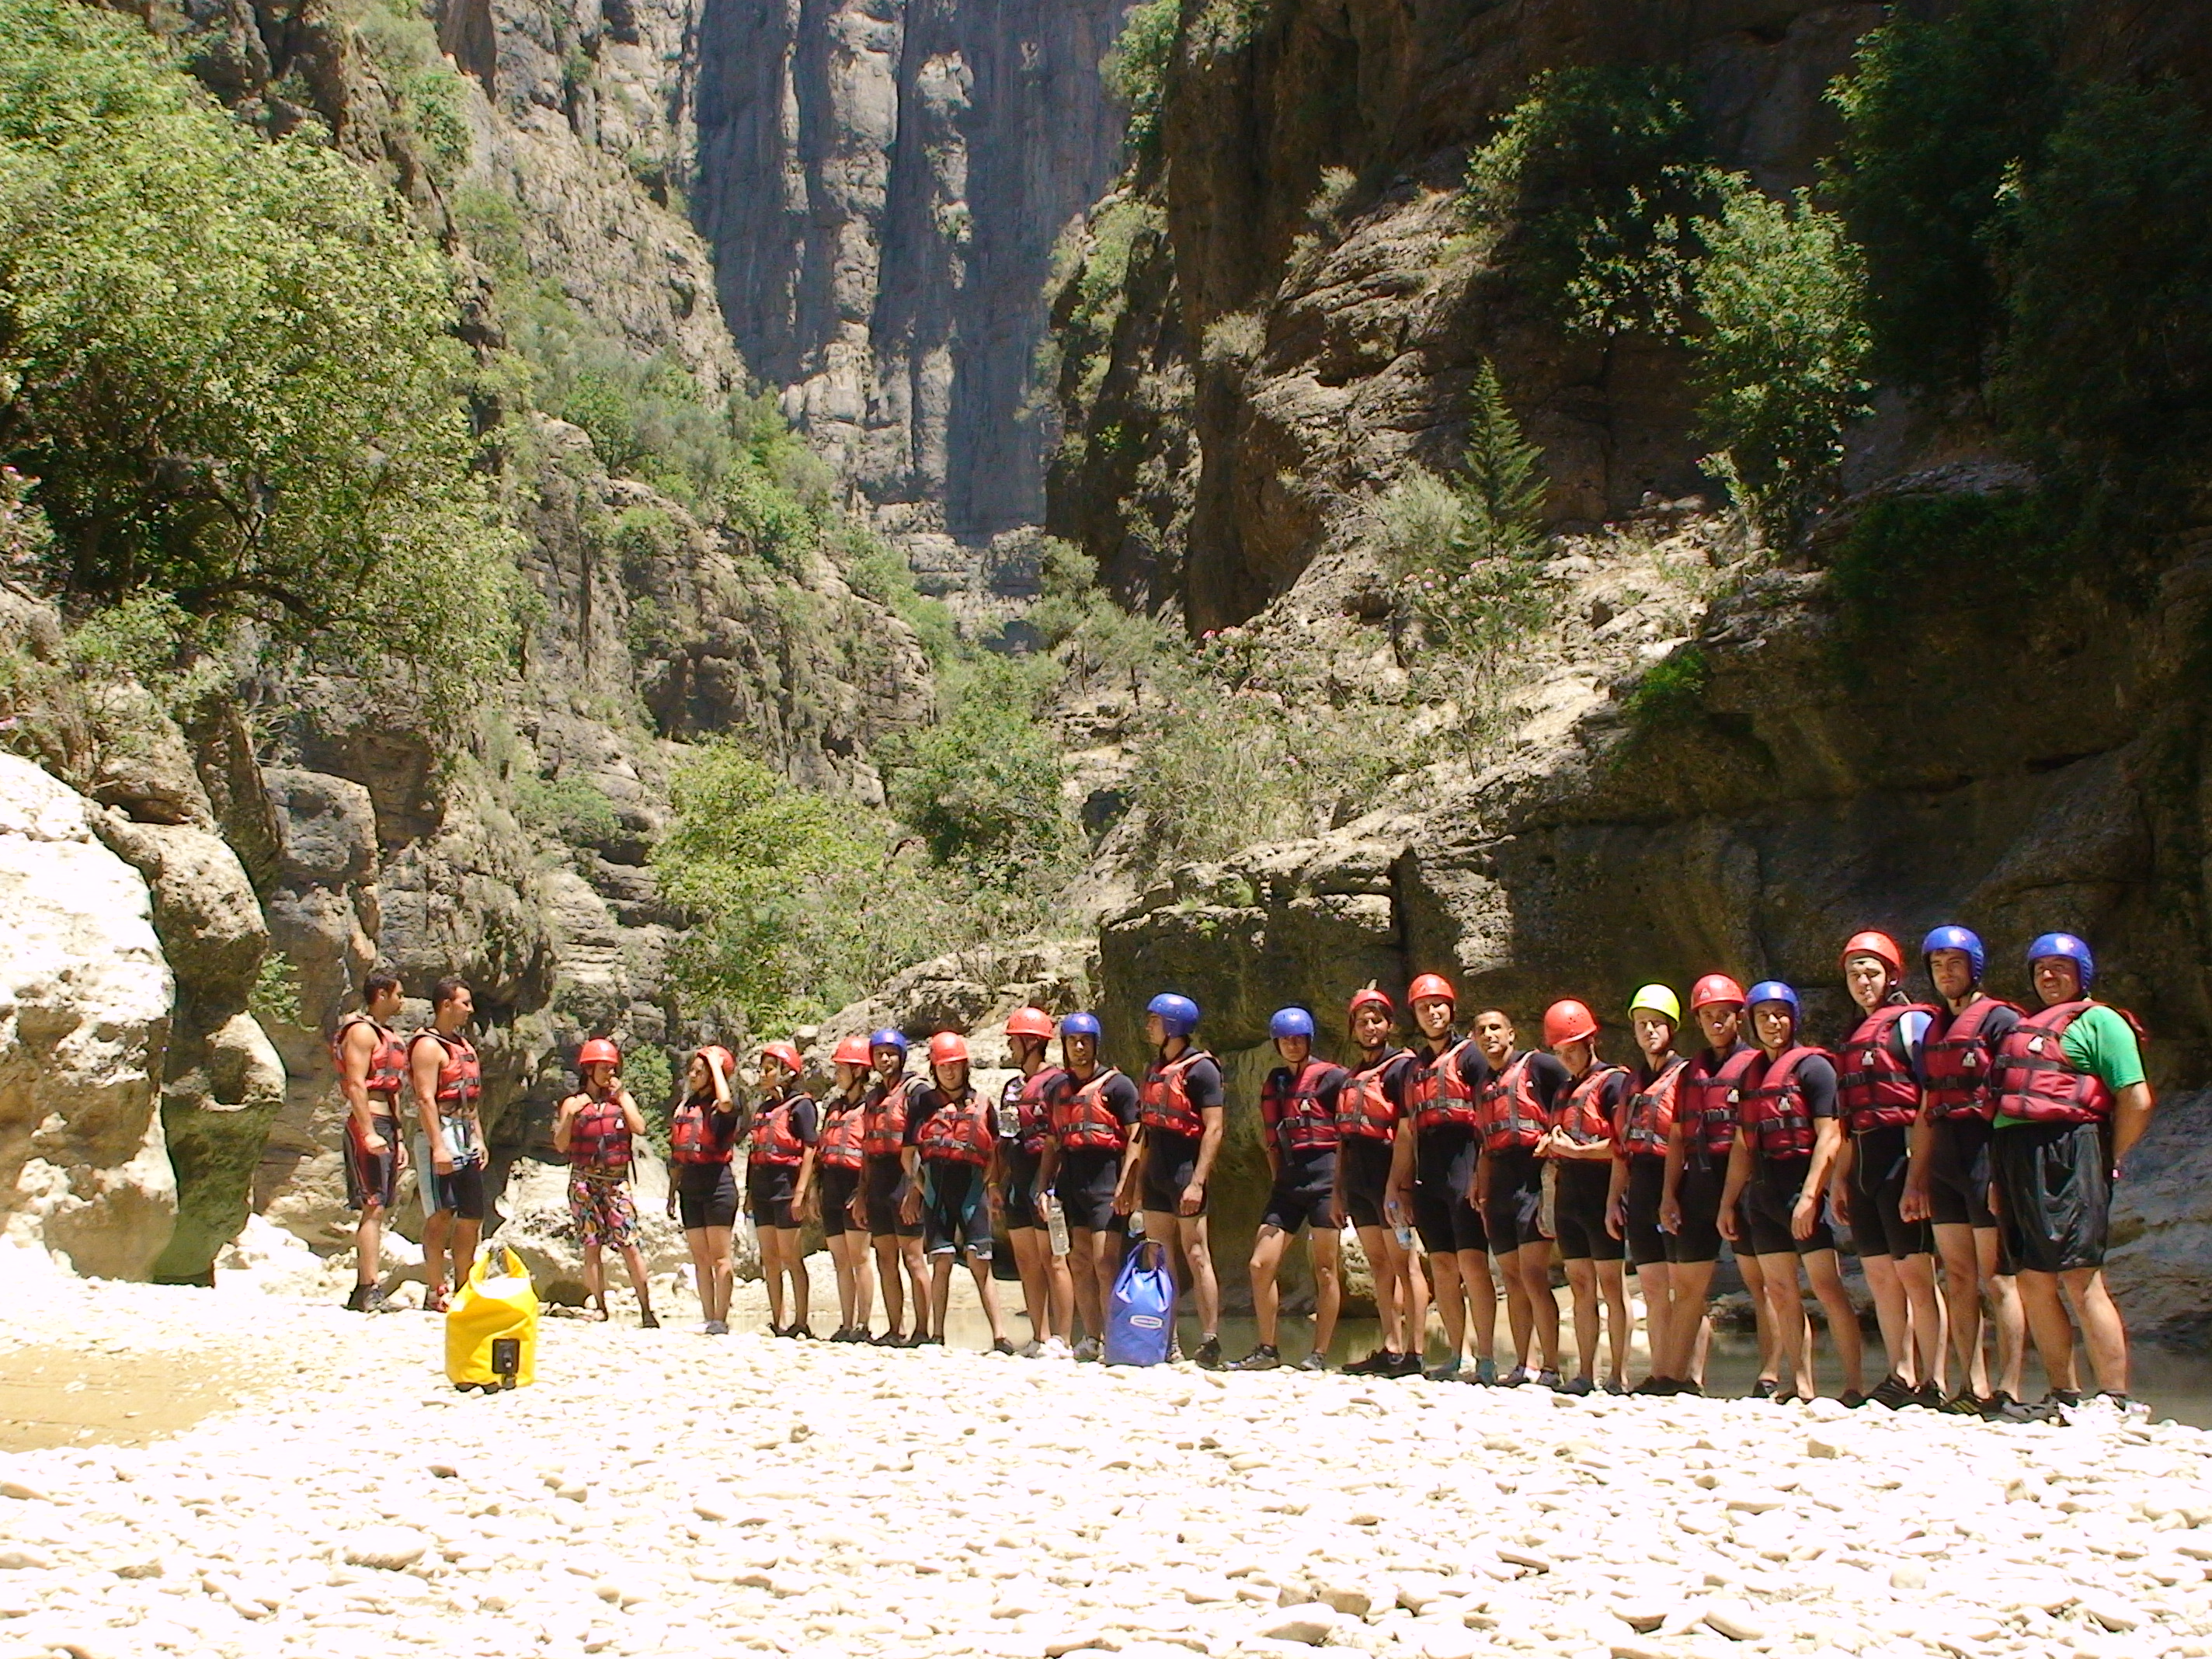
[1466,66,1720,337]
[833,522,963,665]
[353,0,473,187]
[654,744,973,1035]
[887,656,1076,889]
[1824,0,2067,393]
[1826,489,2065,638]
[622,1044,676,1151]
[1620,644,1709,729]
[0,0,522,718]
[1993,82,2212,528]
[1691,177,1873,536]
[1103,0,1178,158]
[511,771,623,848]
[248,951,304,1028]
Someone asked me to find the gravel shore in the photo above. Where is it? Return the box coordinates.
[0,1264,2207,1659]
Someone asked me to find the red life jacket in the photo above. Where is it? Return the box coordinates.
[816,1095,866,1170]
[1139,1050,1216,1139]
[1337,1052,1407,1141]
[1738,1045,1827,1162]
[916,1087,993,1167]
[1004,1067,1064,1158]
[568,1092,632,1174]
[412,1030,481,1113]
[1619,1056,1686,1160]
[1995,1000,2141,1125]
[750,1092,809,1167]
[1410,1038,1483,1132]
[1261,1060,1342,1154]
[1838,1002,1936,1132]
[1553,1063,1626,1147]
[1680,1045,1761,1163]
[1055,1068,1129,1151]
[331,1013,407,1101]
[670,1092,738,1165]
[1478,1052,1549,1153]
[861,1075,924,1158]
[1922,996,2022,1122]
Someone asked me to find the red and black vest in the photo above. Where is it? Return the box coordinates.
[1478,1052,1549,1153]
[412,1029,481,1114]
[1922,996,2022,1122]
[1410,1038,1482,1132]
[670,1093,739,1165]
[861,1075,926,1159]
[1337,1052,1407,1141]
[816,1095,866,1170]
[1738,1045,1826,1162]
[1838,1002,1936,1133]
[750,1092,809,1168]
[1140,1050,1216,1139]
[1995,1000,2140,1126]
[568,1092,632,1174]
[1680,1045,1760,1163]
[1003,1067,1064,1158]
[1618,1056,1686,1160]
[1055,1068,1129,1151]
[1553,1063,1626,1147]
[1261,1060,1341,1154]
[916,1087,993,1166]
[332,1014,407,1101]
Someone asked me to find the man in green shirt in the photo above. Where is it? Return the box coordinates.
[1990,932,2154,1415]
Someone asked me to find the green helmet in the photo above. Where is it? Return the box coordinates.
[1628,983,1682,1025]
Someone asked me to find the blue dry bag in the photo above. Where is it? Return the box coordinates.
[1105,1238,1174,1365]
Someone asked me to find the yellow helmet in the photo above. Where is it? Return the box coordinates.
[1628,983,1682,1025]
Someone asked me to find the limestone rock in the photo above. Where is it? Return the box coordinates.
[154,1012,287,1285]
[0,753,176,1277]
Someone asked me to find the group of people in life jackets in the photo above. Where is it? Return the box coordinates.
[328,924,2154,1422]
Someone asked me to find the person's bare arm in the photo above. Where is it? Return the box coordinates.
[1826,1128,1855,1226]
[1184,1105,1224,1216]
[619,1088,647,1137]
[1800,1118,1844,1240]
[1717,1139,1750,1244]
[1660,1123,1687,1234]
[1605,1153,1629,1240]
[1385,1125,1416,1226]
[1901,1099,1938,1223]
[1113,1123,1145,1215]
[339,1023,389,1156]
[2112,1081,2155,1167]
[551,1094,579,1157]
[412,1038,450,1172]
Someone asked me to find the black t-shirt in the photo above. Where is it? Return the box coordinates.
[1179,1056,1225,1115]
[1521,1050,1573,1111]
[1795,1053,1839,1120]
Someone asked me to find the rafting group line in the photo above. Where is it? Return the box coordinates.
[325,923,2157,1427]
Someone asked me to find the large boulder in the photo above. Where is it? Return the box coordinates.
[2109,1088,2212,1345]
[0,754,177,1278]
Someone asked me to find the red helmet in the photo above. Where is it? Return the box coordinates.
[927,1031,970,1066]
[699,1044,736,1080]
[830,1035,871,1068]
[1005,1007,1055,1040]
[1839,930,1905,981]
[1689,974,1747,1010]
[1348,987,1394,1021]
[759,1040,804,1076]
[577,1037,620,1069]
[1407,972,1456,1008]
[1542,999,1598,1046]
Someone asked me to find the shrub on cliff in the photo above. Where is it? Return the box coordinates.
[1691,179,1873,537]
[1824,0,2068,394]
[0,0,520,715]
[1465,66,1720,338]
[1104,0,1178,160]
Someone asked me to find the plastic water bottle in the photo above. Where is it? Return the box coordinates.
[1127,1209,1146,1241]
[1045,1194,1071,1257]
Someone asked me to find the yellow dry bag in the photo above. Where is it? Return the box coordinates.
[444,1244,538,1391]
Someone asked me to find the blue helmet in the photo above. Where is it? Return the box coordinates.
[1146,992,1200,1038]
[2026,932,2094,991]
[1746,980,1800,1022]
[1921,924,1986,983]
[1058,1011,1101,1040]
[1269,1007,1316,1042]
[868,1027,908,1056]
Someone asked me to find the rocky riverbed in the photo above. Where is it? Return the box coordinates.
[0,1262,2208,1659]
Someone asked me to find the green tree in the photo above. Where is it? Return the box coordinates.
[0,0,520,711]
[889,657,1075,887]
[1466,66,1720,338]
[1103,0,1179,159]
[1449,359,1546,562]
[1691,178,1873,535]
[1824,0,2068,393]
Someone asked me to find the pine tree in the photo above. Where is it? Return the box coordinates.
[1450,359,1547,562]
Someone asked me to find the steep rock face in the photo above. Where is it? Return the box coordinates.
[686,0,1127,558]
[0,755,177,1279]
